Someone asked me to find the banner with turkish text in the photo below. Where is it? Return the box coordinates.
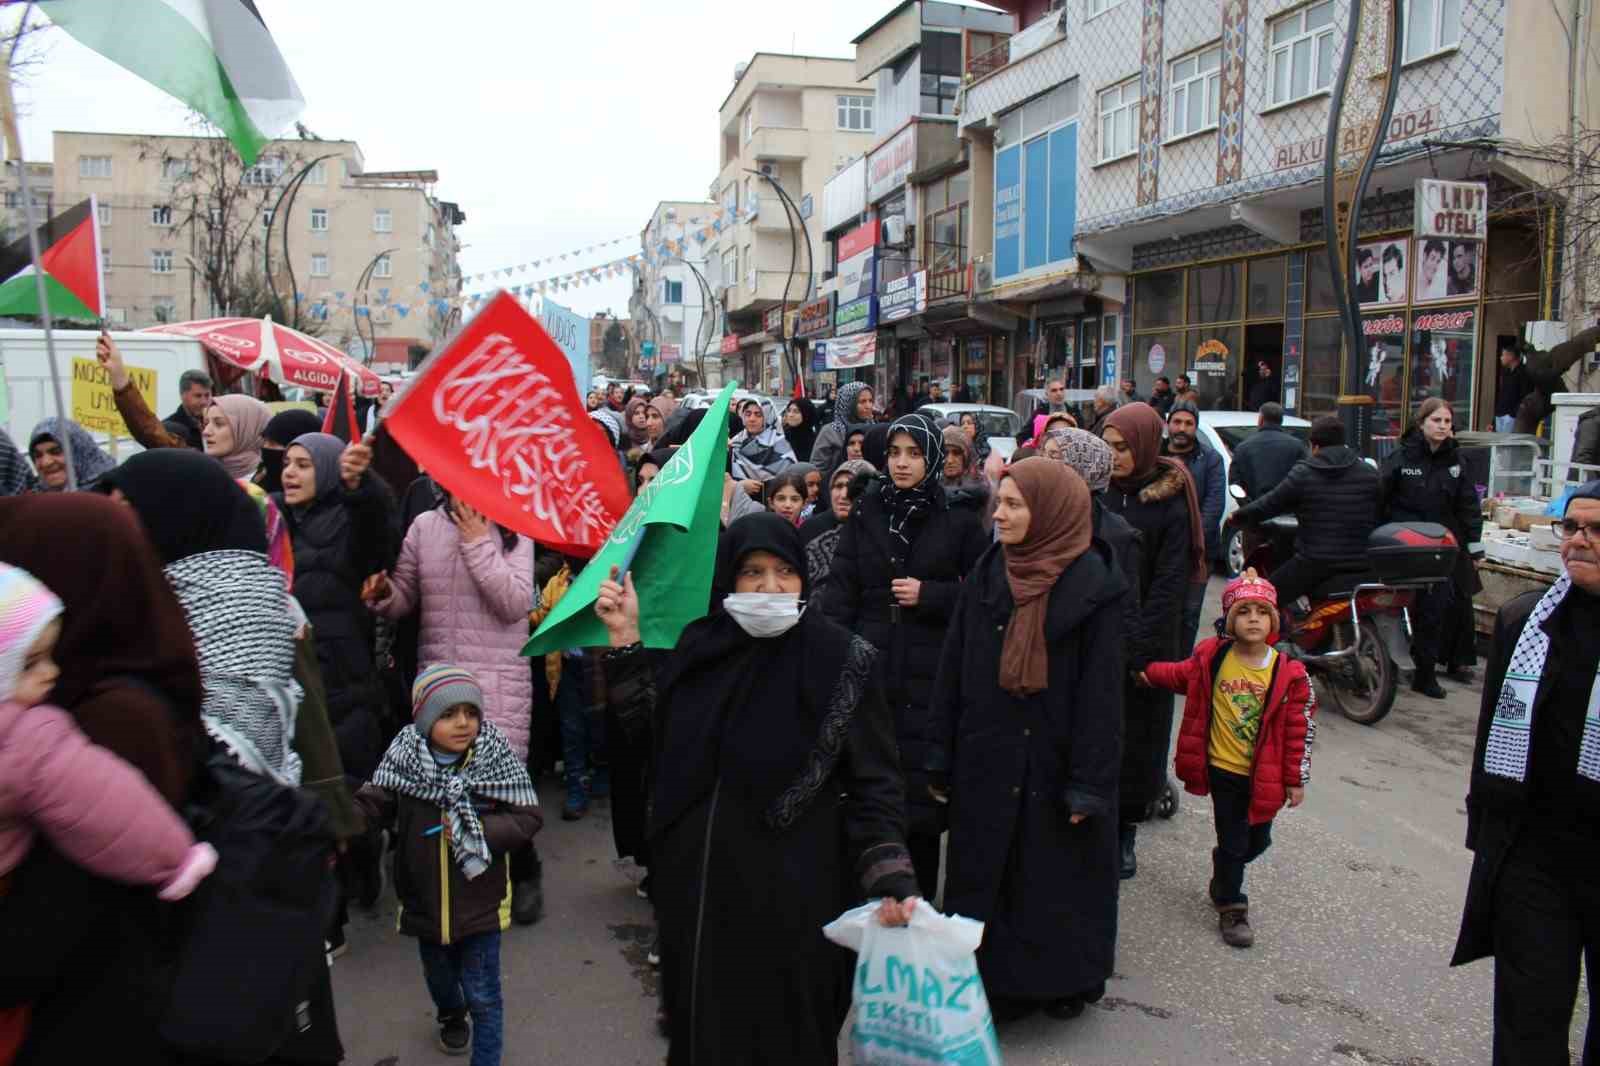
[382,291,630,557]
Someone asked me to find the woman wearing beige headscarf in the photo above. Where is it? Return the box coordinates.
[929,457,1127,1024]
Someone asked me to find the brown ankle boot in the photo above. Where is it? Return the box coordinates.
[1218,904,1254,948]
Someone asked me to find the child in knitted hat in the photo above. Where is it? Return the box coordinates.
[355,664,541,1062]
[0,563,217,1062]
[1138,569,1316,949]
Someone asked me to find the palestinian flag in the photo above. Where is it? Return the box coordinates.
[320,370,360,443]
[0,197,105,322]
[44,1,304,167]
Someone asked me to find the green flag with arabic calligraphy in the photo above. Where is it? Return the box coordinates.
[523,382,737,655]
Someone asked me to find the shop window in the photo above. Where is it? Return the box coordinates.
[1187,262,1240,324]
[1247,256,1285,318]
[1133,331,1182,399]
[1134,270,1183,329]
[1360,312,1408,444]
[921,31,963,116]
[1300,316,1345,420]
[1306,249,1341,313]
[1186,325,1240,410]
[1411,305,1477,433]
[1485,222,1541,297]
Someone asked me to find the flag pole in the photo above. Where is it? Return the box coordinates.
[3,4,76,490]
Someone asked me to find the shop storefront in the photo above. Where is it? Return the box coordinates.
[1127,197,1547,451]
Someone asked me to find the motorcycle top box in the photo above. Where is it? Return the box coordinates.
[1366,522,1458,586]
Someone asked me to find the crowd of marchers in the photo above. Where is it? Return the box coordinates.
[0,339,1593,1066]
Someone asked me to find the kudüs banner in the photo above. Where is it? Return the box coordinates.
[382,291,630,557]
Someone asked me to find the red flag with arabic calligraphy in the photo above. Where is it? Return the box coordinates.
[381,291,629,557]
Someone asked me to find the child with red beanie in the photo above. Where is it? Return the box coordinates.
[1140,569,1316,947]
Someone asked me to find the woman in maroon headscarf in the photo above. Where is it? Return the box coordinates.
[1100,402,1206,881]
[0,493,204,1065]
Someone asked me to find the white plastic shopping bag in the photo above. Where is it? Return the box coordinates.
[823,902,1003,1065]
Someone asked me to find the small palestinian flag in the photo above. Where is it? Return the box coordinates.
[44,1,304,167]
[0,197,105,322]
[320,370,360,444]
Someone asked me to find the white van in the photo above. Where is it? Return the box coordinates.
[0,329,208,459]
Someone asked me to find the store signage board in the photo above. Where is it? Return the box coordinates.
[867,123,917,203]
[720,333,741,355]
[879,270,927,323]
[797,294,836,338]
[1414,179,1487,241]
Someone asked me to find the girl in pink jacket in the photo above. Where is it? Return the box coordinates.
[0,563,216,897]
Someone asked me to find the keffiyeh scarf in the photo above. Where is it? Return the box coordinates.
[1487,572,1600,784]
[165,549,303,786]
[371,721,540,880]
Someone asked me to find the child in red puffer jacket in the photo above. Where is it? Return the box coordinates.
[1139,570,1316,949]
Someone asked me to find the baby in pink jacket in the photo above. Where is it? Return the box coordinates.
[0,563,215,898]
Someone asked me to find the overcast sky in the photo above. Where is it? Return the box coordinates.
[7,0,930,322]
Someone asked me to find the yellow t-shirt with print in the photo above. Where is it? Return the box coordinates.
[1209,646,1276,775]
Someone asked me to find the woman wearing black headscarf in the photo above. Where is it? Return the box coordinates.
[930,459,1126,1022]
[822,413,988,897]
[261,409,323,496]
[596,514,915,1066]
[0,493,204,1064]
[781,398,819,465]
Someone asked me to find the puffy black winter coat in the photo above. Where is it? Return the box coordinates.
[277,475,400,780]
[1234,445,1380,564]
[1102,464,1192,815]
[822,483,988,835]
[1379,428,1484,594]
[1228,425,1309,499]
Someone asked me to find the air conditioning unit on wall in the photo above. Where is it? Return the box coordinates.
[972,257,994,294]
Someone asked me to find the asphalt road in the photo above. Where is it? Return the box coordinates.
[332,580,1590,1065]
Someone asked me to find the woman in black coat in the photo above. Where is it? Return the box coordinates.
[1380,397,1484,697]
[1101,403,1207,880]
[823,413,989,897]
[274,433,400,783]
[929,459,1126,1021]
[596,514,916,1066]
[781,398,819,465]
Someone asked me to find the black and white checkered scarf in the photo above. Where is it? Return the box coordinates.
[165,550,303,786]
[1487,572,1600,785]
[371,721,539,880]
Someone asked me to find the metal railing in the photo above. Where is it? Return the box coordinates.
[965,38,1011,81]
[928,266,969,301]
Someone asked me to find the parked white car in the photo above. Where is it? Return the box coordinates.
[1197,410,1312,576]
[917,403,1023,461]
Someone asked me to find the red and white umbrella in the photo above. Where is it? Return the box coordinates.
[142,316,382,398]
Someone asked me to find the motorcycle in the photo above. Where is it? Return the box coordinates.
[1227,484,1458,725]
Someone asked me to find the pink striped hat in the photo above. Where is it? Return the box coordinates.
[0,563,63,702]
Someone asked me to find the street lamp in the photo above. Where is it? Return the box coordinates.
[354,247,398,365]
[663,254,717,387]
[263,153,338,331]
[746,169,815,394]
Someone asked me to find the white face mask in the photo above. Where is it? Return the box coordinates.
[722,592,804,638]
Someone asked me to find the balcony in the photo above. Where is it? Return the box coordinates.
[747,126,809,163]
[959,14,1070,130]
[965,37,1012,81]
[929,266,970,302]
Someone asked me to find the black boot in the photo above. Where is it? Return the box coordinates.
[1118,823,1137,880]
[1411,661,1446,699]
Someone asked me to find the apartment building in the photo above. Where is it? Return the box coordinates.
[630,200,716,386]
[809,0,1016,403]
[0,162,55,243]
[50,131,464,359]
[709,53,879,393]
[952,0,1600,442]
